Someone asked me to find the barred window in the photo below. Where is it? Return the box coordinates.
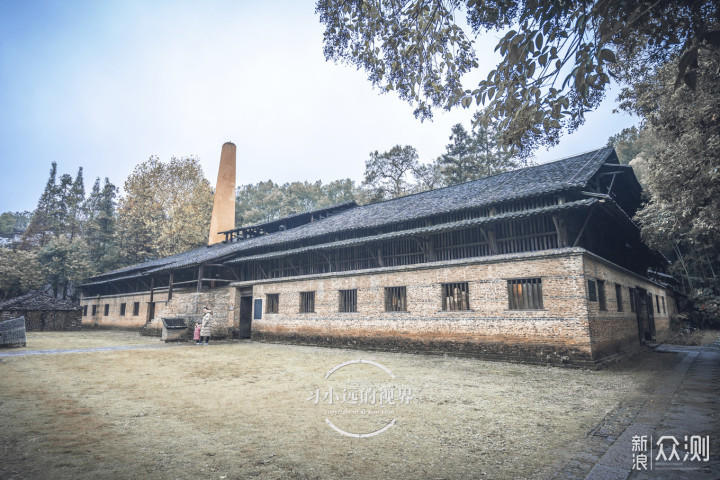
[507,278,543,310]
[266,294,279,314]
[629,288,636,312]
[588,280,597,302]
[597,280,606,311]
[82,305,88,316]
[656,295,660,313]
[133,302,140,316]
[615,284,623,312]
[119,303,126,316]
[338,289,357,313]
[662,296,666,314]
[299,291,315,313]
[385,286,407,312]
[91,304,97,316]
[104,304,110,316]
[442,282,470,311]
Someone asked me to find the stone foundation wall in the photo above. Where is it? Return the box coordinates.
[149,288,236,338]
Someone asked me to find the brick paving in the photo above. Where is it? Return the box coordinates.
[553,340,720,480]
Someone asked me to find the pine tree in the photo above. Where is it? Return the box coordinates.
[22,162,59,247]
[437,114,519,186]
[66,167,86,240]
[84,177,120,272]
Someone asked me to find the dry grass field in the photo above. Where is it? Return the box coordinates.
[0,331,682,479]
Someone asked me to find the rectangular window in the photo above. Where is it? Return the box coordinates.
[587,280,597,302]
[132,302,140,316]
[615,284,623,312]
[629,288,636,313]
[655,295,660,313]
[662,296,666,314]
[442,282,470,311]
[82,305,88,316]
[119,303,126,316]
[507,278,543,310]
[299,291,315,313]
[103,304,110,316]
[597,280,606,311]
[385,286,407,312]
[266,294,279,313]
[339,289,357,313]
[91,304,97,316]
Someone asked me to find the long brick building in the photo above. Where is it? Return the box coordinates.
[79,146,674,366]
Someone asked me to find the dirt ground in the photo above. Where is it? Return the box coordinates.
[0,331,689,480]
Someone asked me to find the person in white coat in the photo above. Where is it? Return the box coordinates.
[199,306,212,345]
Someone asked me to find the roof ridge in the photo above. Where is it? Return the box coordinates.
[567,146,613,183]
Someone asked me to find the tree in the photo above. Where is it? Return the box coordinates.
[65,168,86,240]
[38,236,94,300]
[22,162,59,247]
[0,248,46,300]
[616,49,720,288]
[235,179,360,226]
[0,211,32,238]
[606,126,655,165]
[84,177,121,272]
[116,156,214,263]
[438,113,519,185]
[362,145,420,200]
[316,0,720,155]
[235,180,289,225]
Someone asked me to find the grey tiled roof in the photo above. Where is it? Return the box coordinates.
[0,292,81,311]
[83,147,617,285]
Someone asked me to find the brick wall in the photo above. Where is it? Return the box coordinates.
[78,248,675,365]
[583,256,672,360]
[80,289,174,330]
[242,250,595,365]
[80,286,236,337]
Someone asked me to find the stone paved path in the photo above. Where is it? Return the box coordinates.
[582,344,720,480]
[0,343,187,358]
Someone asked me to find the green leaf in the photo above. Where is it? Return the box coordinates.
[535,33,543,50]
[598,48,616,63]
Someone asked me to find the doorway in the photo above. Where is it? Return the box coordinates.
[634,287,656,342]
[238,295,253,338]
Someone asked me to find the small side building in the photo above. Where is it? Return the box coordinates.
[0,292,82,331]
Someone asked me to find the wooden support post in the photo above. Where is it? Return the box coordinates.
[573,205,596,247]
[552,215,569,247]
[479,227,499,255]
[377,247,385,267]
[149,277,155,303]
[168,272,174,301]
[320,252,333,271]
[258,263,268,279]
[197,264,204,293]
[426,236,436,262]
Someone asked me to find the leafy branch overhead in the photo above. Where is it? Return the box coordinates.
[316,0,720,154]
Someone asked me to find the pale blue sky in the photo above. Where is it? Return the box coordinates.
[0,1,638,212]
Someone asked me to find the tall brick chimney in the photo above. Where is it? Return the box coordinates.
[208,142,236,245]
